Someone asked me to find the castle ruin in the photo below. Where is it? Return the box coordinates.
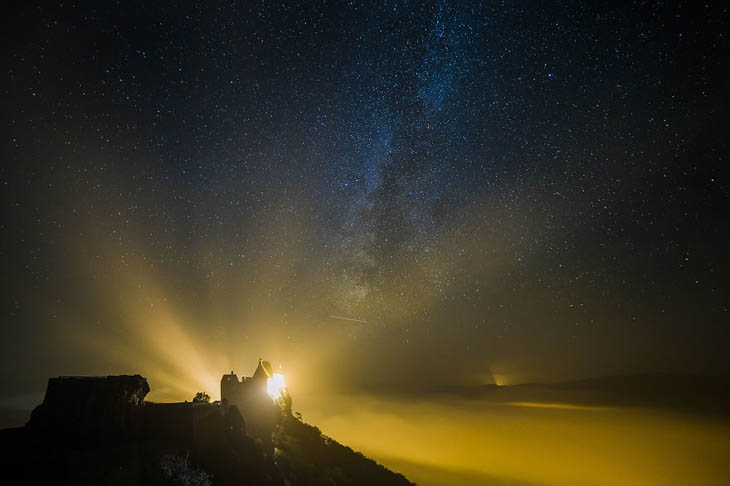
[221,359,281,442]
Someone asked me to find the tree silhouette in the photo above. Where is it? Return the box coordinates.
[192,391,210,403]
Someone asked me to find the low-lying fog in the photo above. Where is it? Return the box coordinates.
[295,388,730,486]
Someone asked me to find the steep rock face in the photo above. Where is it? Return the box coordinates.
[27,375,150,441]
[138,402,282,486]
[9,375,281,485]
[1,375,411,486]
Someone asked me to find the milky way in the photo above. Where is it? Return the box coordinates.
[2,1,728,399]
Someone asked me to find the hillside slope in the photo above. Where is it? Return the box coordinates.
[0,375,411,486]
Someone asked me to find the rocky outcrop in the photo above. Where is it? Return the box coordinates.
[0,374,411,486]
[27,375,149,438]
[7,375,281,485]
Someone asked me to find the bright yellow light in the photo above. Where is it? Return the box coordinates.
[267,372,286,399]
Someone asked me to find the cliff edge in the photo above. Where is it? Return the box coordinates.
[0,374,412,486]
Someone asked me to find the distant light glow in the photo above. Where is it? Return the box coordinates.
[506,402,613,412]
[267,372,286,399]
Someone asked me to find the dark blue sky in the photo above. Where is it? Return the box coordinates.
[2,1,728,398]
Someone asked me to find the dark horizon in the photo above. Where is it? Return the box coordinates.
[2,1,729,483]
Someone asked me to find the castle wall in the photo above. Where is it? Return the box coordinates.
[220,368,277,444]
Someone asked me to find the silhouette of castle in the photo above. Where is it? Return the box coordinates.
[221,359,274,408]
[220,359,280,443]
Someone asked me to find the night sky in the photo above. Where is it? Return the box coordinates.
[2,1,728,403]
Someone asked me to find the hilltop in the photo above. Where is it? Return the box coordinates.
[0,374,412,486]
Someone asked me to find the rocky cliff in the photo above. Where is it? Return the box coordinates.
[0,375,411,486]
